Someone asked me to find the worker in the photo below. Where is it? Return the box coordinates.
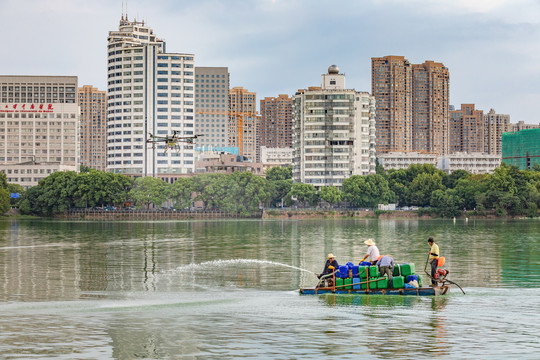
[428,237,440,286]
[359,238,380,265]
[376,255,394,281]
[318,253,338,279]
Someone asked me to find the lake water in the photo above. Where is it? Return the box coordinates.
[0,218,539,359]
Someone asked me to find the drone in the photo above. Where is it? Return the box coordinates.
[146,131,204,153]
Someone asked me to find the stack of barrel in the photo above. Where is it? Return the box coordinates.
[334,262,422,290]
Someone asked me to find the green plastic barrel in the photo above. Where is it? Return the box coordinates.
[361,278,375,290]
[377,277,389,289]
[344,277,352,290]
[358,266,369,278]
[401,263,416,276]
[336,278,344,289]
[418,275,423,287]
[369,266,380,277]
[392,276,405,288]
[392,264,401,276]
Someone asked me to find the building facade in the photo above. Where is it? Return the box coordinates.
[292,65,376,189]
[484,108,510,155]
[260,94,293,149]
[195,67,229,149]
[372,56,450,155]
[411,61,450,155]
[79,85,107,171]
[449,104,484,154]
[510,121,540,132]
[502,128,540,169]
[228,87,259,162]
[260,146,293,166]
[378,151,500,174]
[437,152,500,174]
[107,16,195,181]
[371,56,413,154]
[0,75,79,187]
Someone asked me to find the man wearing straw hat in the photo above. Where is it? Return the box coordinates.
[359,238,380,265]
[318,253,339,279]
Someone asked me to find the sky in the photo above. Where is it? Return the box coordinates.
[1,0,540,123]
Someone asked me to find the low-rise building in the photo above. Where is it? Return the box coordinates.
[260,146,293,166]
[437,152,501,174]
[378,151,500,174]
[195,153,264,175]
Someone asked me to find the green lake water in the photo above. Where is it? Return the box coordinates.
[0,218,539,359]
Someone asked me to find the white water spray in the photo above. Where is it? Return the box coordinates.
[163,259,317,276]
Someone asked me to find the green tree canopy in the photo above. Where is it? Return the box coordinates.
[266,166,292,181]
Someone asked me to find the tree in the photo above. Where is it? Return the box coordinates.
[7,183,24,207]
[406,172,445,206]
[128,177,169,208]
[266,166,292,181]
[288,183,317,208]
[430,189,464,217]
[33,171,79,215]
[342,174,396,208]
[319,186,342,208]
[444,169,470,189]
[266,179,292,208]
[170,177,193,209]
[0,188,10,214]
[0,171,7,189]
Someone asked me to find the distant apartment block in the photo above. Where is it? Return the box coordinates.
[260,94,293,149]
[292,65,376,188]
[0,75,79,187]
[228,87,259,162]
[510,121,540,132]
[195,67,229,148]
[107,16,195,181]
[371,56,412,153]
[484,109,510,155]
[450,104,484,154]
[372,56,449,155]
[79,85,107,171]
[502,128,540,169]
[260,146,293,166]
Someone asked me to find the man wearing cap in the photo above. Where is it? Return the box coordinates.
[360,239,380,265]
[318,253,339,279]
[428,237,440,286]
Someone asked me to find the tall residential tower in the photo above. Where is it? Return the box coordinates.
[292,65,376,188]
[79,85,107,171]
[107,16,195,181]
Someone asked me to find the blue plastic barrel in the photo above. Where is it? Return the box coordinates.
[351,265,359,277]
[338,265,349,278]
[352,277,361,290]
[407,275,418,283]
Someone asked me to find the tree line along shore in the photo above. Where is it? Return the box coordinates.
[4,163,540,218]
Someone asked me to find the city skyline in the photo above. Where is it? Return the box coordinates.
[1,0,540,123]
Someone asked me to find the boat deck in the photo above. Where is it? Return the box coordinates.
[300,285,449,296]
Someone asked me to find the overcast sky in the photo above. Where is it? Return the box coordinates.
[1,0,539,123]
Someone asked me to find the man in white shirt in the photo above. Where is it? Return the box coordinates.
[360,238,380,265]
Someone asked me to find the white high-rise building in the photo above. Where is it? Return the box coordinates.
[107,16,195,181]
[292,65,376,189]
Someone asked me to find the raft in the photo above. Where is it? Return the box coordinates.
[300,285,450,296]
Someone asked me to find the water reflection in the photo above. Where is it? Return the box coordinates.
[320,294,420,307]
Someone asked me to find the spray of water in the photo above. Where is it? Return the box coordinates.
[163,259,317,276]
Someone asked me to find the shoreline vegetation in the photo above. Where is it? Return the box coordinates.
[3,163,540,219]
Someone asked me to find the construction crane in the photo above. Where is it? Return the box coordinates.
[197,109,258,156]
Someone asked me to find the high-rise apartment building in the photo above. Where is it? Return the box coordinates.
[79,85,107,171]
[292,65,376,188]
[107,16,195,181]
[510,121,540,132]
[411,61,450,155]
[372,56,450,155]
[371,56,412,154]
[449,104,484,154]
[195,67,229,149]
[260,94,293,150]
[228,87,259,161]
[0,75,79,187]
[484,109,510,155]
[502,128,540,170]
